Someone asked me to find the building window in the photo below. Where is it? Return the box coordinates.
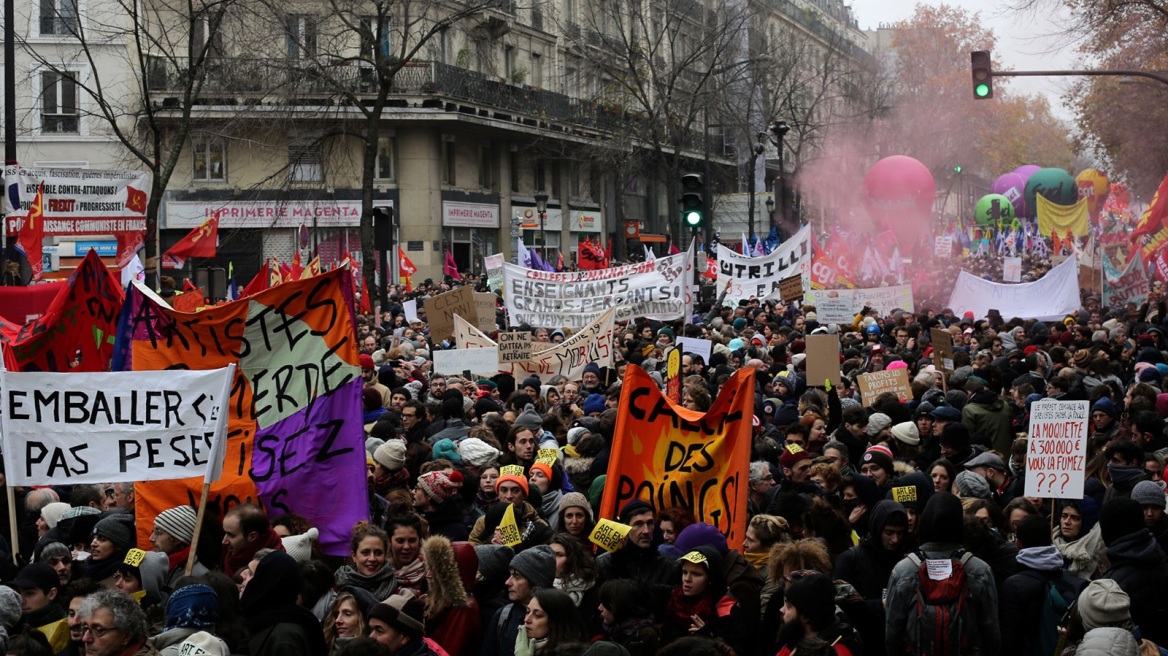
[41,71,79,134]
[289,135,323,183]
[551,161,561,198]
[510,150,520,193]
[504,46,515,81]
[286,15,317,61]
[535,159,546,192]
[531,52,543,88]
[192,14,224,62]
[192,135,226,180]
[441,135,456,185]
[40,0,78,35]
[359,17,391,61]
[478,143,493,188]
[375,134,395,181]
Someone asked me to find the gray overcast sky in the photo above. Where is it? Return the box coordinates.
[850,0,1082,123]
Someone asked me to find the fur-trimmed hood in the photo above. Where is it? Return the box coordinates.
[421,535,471,617]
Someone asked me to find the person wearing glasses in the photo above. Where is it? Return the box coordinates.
[75,588,157,656]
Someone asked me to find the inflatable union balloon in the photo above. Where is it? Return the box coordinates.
[974,194,1016,227]
[863,156,936,249]
[1076,168,1110,216]
[1024,168,1078,216]
[991,172,1027,217]
[1014,164,1042,180]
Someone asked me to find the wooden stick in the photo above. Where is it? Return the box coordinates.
[6,487,18,566]
[184,482,212,576]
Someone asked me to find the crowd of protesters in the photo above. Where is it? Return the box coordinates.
[2,253,1168,656]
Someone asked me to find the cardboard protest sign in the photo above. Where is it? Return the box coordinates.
[599,364,754,549]
[803,289,854,324]
[779,275,804,303]
[423,286,477,339]
[473,292,498,332]
[589,518,631,552]
[0,250,124,372]
[483,253,505,291]
[453,309,616,381]
[0,367,233,485]
[804,285,914,324]
[856,369,911,406]
[805,334,840,387]
[503,246,692,328]
[934,236,952,257]
[113,270,368,555]
[497,331,533,364]
[717,226,810,306]
[434,346,499,376]
[931,328,955,372]
[1024,400,1089,498]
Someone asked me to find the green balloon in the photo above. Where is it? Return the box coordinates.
[1023,168,1078,216]
[974,194,1016,227]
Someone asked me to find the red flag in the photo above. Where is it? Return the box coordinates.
[578,240,605,270]
[239,260,270,298]
[289,250,304,280]
[115,232,145,269]
[125,186,148,214]
[18,183,46,281]
[443,250,461,281]
[398,248,417,277]
[702,256,718,280]
[182,278,198,292]
[161,212,219,269]
[1134,171,1168,240]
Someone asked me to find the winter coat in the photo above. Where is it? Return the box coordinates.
[1000,545,1087,656]
[1053,523,1108,581]
[424,503,470,542]
[835,500,908,656]
[428,418,471,445]
[480,602,524,656]
[1101,528,1168,647]
[721,549,764,655]
[596,543,679,610]
[962,393,1016,455]
[424,539,482,656]
[468,503,552,552]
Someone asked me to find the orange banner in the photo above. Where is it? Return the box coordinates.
[599,365,754,549]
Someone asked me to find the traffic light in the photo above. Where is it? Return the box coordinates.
[953,165,963,174]
[971,50,993,99]
[680,172,705,229]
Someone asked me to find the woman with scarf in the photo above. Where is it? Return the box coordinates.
[527,461,564,529]
[742,514,790,616]
[323,592,368,656]
[239,551,328,656]
[421,536,480,656]
[334,523,399,601]
[549,535,597,608]
[84,514,135,586]
[387,513,428,597]
[660,547,747,656]
[1053,497,1108,580]
[597,579,659,656]
[553,493,595,553]
[473,466,499,519]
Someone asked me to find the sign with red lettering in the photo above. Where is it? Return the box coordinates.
[3,166,149,234]
[1024,400,1088,498]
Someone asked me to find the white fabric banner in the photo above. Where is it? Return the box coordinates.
[947,254,1081,321]
[717,226,810,306]
[503,247,692,328]
[1,367,234,486]
[454,309,616,381]
[3,166,150,234]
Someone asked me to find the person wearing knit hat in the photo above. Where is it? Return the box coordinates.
[859,445,895,490]
[373,439,407,474]
[84,513,135,584]
[1076,579,1132,632]
[779,444,813,488]
[482,545,556,656]
[155,583,219,652]
[413,471,470,542]
[458,438,501,469]
[889,421,919,448]
[776,571,853,652]
[582,393,606,417]
[369,592,429,652]
[150,504,212,591]
[1097,496,1168,647]
[113,549,169,608]
[36,542,72,587]
[513,404,544,431]
[1091,397,1121,442]
[361,353,392,409]
[954,469,991,499]
[581,362,604,394]
[520,376,543,397]
[10,562,66,627]
[281,527,319,564]
[1132,478,1168,546]
[494,467,530,513]
[36,502,71,537]
[556,492,595,549]
[865,413,893,441]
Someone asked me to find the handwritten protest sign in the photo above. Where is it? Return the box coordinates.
[589,518,632,552]
[717,226,809,306]
[113,270,368,555]
[0,250,123,372]
[473,292,498,332]
[804,289,855,324]
[779,275,804,303]
[931,328,955,372]
[503,246,692,328]
[434,346,499,376]
[934,236,952,257]
[1025,399,1089,498]
[804,285,914,324]
[599,365,754,549]
[454,309,616,381]
[484,253,505,291]
[403,300,420,323]
[0,367,233,485]
[497,331,533,363]
[1103,254,1148,309]
[857,368,911,406]
[423,286,478,340]
[1003,257,1022,283]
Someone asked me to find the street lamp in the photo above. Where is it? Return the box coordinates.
[765,196,775,228]
[534,190,548,258]
[762,120,791,232]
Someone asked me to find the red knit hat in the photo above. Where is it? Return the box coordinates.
[417,470,463,504]
[779,444,811,469]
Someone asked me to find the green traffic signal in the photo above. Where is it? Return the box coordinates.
[684,210,702,227]
[975,83,991,98]
[954,165,963,173]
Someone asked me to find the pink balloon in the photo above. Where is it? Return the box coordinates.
[863,156,936,250]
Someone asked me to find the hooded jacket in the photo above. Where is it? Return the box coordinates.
[1102,528,1168,646]
[884,493,1000,656]
[423,538,481,656]
[962,391,1016,455]
[835,500,908,656]
[999,545,1087,656]
[240,552,329,656]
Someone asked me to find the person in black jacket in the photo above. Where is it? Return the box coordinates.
[1000,514,1087,656]
[834,499,907,656]
[595,501,679,606]
[1132,480,1168,554]
[413,470,469,542]
[1098,497,1168,647]
[240,551,328,656]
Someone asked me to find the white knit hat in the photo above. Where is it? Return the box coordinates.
[39,503,71,529]
[282,527,318,564]
[458,438,501,468]
[177,631,230,656]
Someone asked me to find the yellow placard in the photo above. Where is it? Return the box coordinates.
[499,465,526,478]
[37,619,69,652]
[588,518,632,552]
[123,548,147,567]
[679,550,708,564]
[498,503,523,547]
[891,486,917,503]
[536,449,559,466]
[786,443,805,454]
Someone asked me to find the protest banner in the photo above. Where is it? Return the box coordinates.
[599,364,754,549]
[0,282,66,324]
[503,246,692,328]
[113,269,368,555]
[1003,257,1022,283]
[717,226,810,306]
[779,275,804,303]
[0,367,233,486]
[0,250,124,372]
[1103,254,1148,309]
[856,368,911,406]
[483,253,505,291]
[804,285,914,324]
[497,331,533,363]
[1024,399,1089,498]
[423,285,478,339]
[806,334,840,386]
[947,254,1081,321]
[453,309,616,381]
[934,236,952,257]
[3,166,150,234]
[589,518,631,552]
[931,328,955,372]
[433,346,499,376]
[676,337,712,364]
[803,289,855,324]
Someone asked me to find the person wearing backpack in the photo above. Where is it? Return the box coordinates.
[999,514,1087,656]
[884,491,1001,656]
